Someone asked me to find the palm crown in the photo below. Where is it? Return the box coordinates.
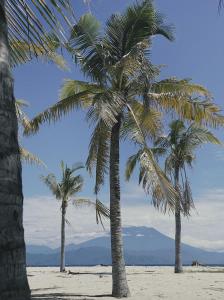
[25,0,224,210]
[155,120,220,213]
[41,161,110,224]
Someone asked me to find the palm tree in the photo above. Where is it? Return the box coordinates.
[24,1,224,297]
[156,121,221,273]
[24,2,175,296]
[41,161,109,272]
[127,120,221,273]
[0,1,72,299]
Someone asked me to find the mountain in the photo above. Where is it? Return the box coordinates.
[26,226,224,266]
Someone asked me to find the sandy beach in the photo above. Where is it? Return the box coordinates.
[29,266,224,299]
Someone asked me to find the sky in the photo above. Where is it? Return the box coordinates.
[14,0,224,251]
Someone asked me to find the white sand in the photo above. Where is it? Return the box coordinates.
[29,266,224,299]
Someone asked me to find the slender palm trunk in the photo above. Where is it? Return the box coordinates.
[0,1,30,299]
[60,201,66,272]
[174,167,183,273]
[110,116,130,298]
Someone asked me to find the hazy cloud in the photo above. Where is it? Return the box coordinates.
[24,183,224,251]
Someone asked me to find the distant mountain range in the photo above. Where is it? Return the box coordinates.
[26,226,224,266]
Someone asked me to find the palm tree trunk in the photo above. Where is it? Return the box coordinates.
[60,201,66,272]
[174,167,183,273]
[0,1,30,299]
[110,116,130,298]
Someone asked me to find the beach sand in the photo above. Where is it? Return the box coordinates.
[29,266,224,299]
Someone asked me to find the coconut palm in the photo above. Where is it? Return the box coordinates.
[41,161,109,272]
[24,2,175,296]
[24,1,224,297]
[0,1,72,299]
[126,120,221,273]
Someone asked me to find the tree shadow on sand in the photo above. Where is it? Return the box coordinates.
[31,293,112,299]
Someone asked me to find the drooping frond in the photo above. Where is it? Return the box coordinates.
[125,104,177,211]
[126,147,177,212]
[95,199,110,227]
[15,99,32,131]
[5,0,73,66]
[121,101,162,141]
[24,80,100,135]
[40,173,61,199]
[73,198,110,228]
[20,147,45,167]
[10,34,68,69]
[86,120,111,194]
[182,178,194,216]
[73,198,110,218]
[125,151,141,181]
[149,79,224,127]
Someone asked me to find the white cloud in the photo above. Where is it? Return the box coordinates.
[23,184,224,252]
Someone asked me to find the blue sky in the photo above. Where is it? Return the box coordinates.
[13,0,224,249]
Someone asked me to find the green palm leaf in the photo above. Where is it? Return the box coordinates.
[5,0,73,66]
[20,147,45,167]
[86,119,111,194]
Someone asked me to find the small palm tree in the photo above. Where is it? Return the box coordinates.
[41,161,109,272]
[126,120,221,273]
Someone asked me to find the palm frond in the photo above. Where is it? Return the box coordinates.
[70,162,85,173]
[149,93,224,128]
[104,0,173,65]
[184,124,221,147]
[10,33,68,69]
[122,101,162,141]
[151,78,211,97]
[20,147,46,167]
[182,179,194,216]
[125,103,177,211]
[125,151,141,181]
[24,80,99,135]
[86,120,111,194]
[40,173,61,198]
[5,0,73,66]
[69,13,105,82]
[126,147,176,212]
[15,99,32,131]
[73,198,110,228]
[95,199,110,228]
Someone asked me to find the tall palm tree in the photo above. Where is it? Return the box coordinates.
[0,1,72,299]
[156,121,221,273]
[24,1,224,297]
[41,161,109,272]
[127,120,221,273]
